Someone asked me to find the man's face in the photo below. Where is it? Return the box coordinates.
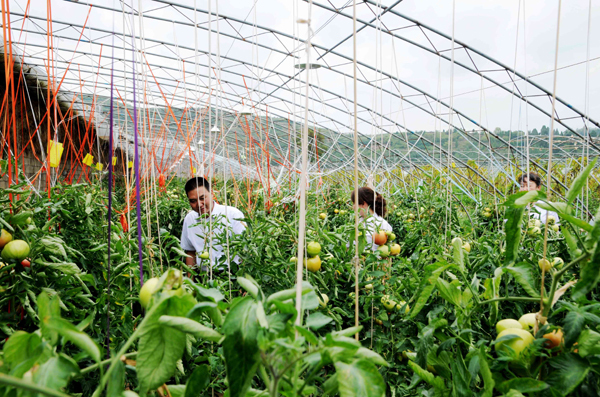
[519,179,540,192]
[187,186,213,215]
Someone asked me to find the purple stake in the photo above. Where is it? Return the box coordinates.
[106,33,115,358]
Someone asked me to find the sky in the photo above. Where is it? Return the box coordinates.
[5,0,600,137]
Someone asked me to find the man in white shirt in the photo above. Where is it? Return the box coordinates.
[351,187,393,250]
[181,177,246,271]
[518,172,559,225]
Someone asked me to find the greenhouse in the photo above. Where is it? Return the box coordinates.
[1,0,599,396]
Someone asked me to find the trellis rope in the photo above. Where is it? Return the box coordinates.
[540,0,562,316]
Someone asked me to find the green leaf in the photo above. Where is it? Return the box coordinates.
[301,284,320,311]
[306,312,333,330]
[3,331,42,368]
[585,204,600,248]
[545,353,590,396]
[478,346,494,397]
[407,361,447,393]
[451,356,472,397]
[498,378,548,393]
[295,325,318,345]
[513,190,540,207]
[136,296,195,395]
[577,329,600,357]
[222,296,260,397]
[563,311,585,347]
[504,206,526,266]
[107,360,125,397]
[9,210,34,226]
[566,157,597,204]
[38,236,68,259]
[186,281,225,303]
[44,317,101,362]
[35,259,81,275]
[572,241,600,300]
[452,238,465,273]
[185,365,210,397]
[505,263,539,298]
[167,385,186,397]
[137,324,186,395]
[158,316,222,342]
[410,284,436,319]
[354,347,389,367]
[561,227,579,258]
[335,359,386,397]
[237,276,260,299]
[33,356,79,393]
[505,191,541,208]
[436,278,462,308]
[551,211,593,232]
[38,291,61,345]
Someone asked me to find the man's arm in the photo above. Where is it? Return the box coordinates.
[185,250,196,268]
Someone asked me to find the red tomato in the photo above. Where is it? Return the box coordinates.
[21,259,31,268]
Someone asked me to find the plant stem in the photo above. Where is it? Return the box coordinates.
[543,252,590,317]
[79,352,137,376]
[92,302,161,397]
[0,373,73,397]
[478,296,540,305]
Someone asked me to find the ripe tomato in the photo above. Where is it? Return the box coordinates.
[21,259,31,268]
[543,329,564,350]
[373,231,387,246]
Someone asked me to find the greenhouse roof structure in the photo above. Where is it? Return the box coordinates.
[1,0,600,198]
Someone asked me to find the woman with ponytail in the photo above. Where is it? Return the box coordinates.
[351,187,392,250]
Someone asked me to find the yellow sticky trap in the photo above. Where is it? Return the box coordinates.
[83,153,94,166]
[112,157,117,166]
[128,161,134,169]
[192,166,197,174]
[48,140,64,168]
[95,163,104,171]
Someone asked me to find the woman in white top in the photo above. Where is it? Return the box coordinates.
[518,172,559,225]
[351,187,393,250]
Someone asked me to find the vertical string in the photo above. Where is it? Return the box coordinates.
[129,0,144,286]
[352,0,360,340]
[105,4,116,357]
[295,0,313,327]
[541,0,562,315]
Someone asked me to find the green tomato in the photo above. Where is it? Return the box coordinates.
[139,278,160,309]
[519,313,537,331]
[538,258,552,272]
[495,328,534,361]
[307,241,321,257]
[496,319,523,334]
[200,251,210,260]
[1,240,30,262]
[377,245,390,258]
